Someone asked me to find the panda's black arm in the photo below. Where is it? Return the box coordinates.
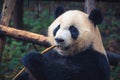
[22,51,46,80]
[107,51,120,66]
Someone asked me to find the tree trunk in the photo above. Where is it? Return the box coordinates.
[0,0,16,63]
[13,0,23,29]
[0,0,4,14]
[84,0,95,14]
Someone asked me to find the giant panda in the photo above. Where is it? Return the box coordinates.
[16,7,109,80]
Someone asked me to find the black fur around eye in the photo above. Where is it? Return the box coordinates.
[69,26,79,40]
[53,25,60,36]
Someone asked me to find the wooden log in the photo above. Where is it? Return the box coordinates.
[84,0,95,14]
[0,24,50,47]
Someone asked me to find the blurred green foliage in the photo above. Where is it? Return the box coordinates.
[111,66,120,80]
[99,9,120,47]
[23,9,54,33]
[1,38,31,79]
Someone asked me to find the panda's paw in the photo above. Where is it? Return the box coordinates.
[22,51,44,68]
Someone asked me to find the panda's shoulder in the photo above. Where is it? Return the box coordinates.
[86,49,108,64]
[92,50,110,79]
[81,49,109,70]
[87,50,109,73]
[91,50,108,63]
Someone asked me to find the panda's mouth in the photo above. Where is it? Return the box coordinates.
[56,45,70,50]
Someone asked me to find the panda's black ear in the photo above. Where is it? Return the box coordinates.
[89,9,103,26]
[54,6,64,19]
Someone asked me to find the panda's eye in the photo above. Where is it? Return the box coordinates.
[69,26,79,40]
[53,25,60,36]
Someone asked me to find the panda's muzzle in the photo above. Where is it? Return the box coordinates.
[56,45,70,51]
[55,38,70,50]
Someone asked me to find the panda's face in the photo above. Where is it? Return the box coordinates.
[48,10,96,56]
[53,25,79,53]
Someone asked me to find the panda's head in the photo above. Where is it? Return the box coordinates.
[48,7,105,56]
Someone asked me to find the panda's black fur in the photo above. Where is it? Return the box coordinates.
[15,7,109,80]
[89,9,103,26]
[16,49,109,80]
[54,6,64,19]
[53,24,60,36]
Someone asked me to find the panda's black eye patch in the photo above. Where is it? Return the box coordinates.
[69,26,79,40]
[53,24,60,36]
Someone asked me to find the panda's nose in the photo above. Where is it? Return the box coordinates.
[55,38,64,43]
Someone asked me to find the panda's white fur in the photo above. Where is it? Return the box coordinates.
[48,10,106,56]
